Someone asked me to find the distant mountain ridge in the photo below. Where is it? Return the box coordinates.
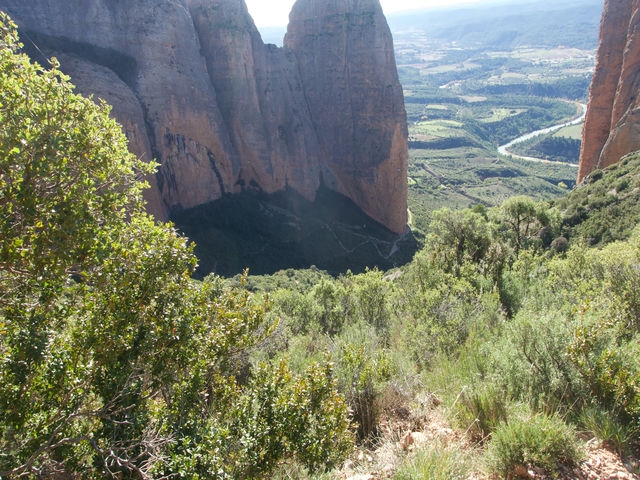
[387,0,602,50]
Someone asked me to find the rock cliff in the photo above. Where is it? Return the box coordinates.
[1,0,408,234]
[578,0,640,183]
[285,0,408,234]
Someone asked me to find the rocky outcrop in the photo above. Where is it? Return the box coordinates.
[284,0,408,234]
[1,0,408,234]
[578,0,640,183]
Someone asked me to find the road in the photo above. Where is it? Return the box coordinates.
[497,102,587,166]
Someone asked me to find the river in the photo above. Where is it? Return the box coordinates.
[497,102,587,166]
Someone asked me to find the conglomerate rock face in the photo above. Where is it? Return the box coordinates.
[1,0,408,234]
[578,0,640,183]
[285,0,408,234]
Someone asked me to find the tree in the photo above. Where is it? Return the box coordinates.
[429,207,494,273]
[493,196,553,252]
[0,15,352,478]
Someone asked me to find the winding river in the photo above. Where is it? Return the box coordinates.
[497,102,587,166]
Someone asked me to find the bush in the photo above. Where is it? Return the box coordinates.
[491,310,586,413]
[334,324,393,441]
[454,383,508,443]
[580,407,638,454]
[393,439,475,480]
[0,16,355,477]
[487,411,583,478]
[567,314,640,438]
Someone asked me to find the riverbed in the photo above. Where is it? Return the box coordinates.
[497,102,587,166]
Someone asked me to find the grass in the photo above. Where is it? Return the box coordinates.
[410,120,464,138]
[554,123,583,139]
[425,103,449,110]
[393,439,476,480]
[454,384,509,443]
[478,108,527,123]
[580,407,639,455]
[487,410,583,478]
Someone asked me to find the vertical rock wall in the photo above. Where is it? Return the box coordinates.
[1,0,408,234]
[285,0,409,234]
[578,0,640,183]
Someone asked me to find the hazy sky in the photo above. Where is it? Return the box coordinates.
[245,0,484,27]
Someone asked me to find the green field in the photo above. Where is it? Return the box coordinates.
[554,123,583,139]
[394,12,595,236]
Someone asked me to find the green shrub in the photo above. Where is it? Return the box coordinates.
[492,310,586,413]
[347,268,393,338]
[400,276,493,370]
[334,325,393,441]
[157,360,354,478]
[487,411,582,478]
[580,407,638,454]
[567,315,640,436]
[393,439,475,480]
[0,17,355,477]
[454,384,508,443]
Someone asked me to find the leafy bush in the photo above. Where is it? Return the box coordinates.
[393,439,475,480]
[346,268,393,338]
[580,407,638,454]
[334,325,393,441]
[487,411,582,477]
[491,294,587,413]
[454,384,509,443]
[0,17,354,478]
[557,152,640,246]
[567,313,640,439]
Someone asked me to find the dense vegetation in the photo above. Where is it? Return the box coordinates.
[0,17,352,478]
[510,135,582,164]
[244,175,640,477]
[2,7,639,480]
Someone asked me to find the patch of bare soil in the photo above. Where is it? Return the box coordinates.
[557,439,639,480]
[336,391,639,480]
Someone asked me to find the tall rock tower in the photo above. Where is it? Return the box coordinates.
[285,0,409,234]
[1,0,408,234]
[578,0,640,183]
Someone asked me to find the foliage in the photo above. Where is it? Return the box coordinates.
[557,152,640,246]
[509,135,581,164]
[393,439,475,480]
[580,407,638,455]
[5,5,640,475]
[487,411,582,478]
[491,195,556,252]
[567,312,640,438]
[454,384,509,444]
[490,309,586,412]
[157,360,354,479]
[428,208,494,274]
[334,324,393,441]
[0,16,353,478]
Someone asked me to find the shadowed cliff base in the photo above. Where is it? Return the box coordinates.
[172,187,416,278]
